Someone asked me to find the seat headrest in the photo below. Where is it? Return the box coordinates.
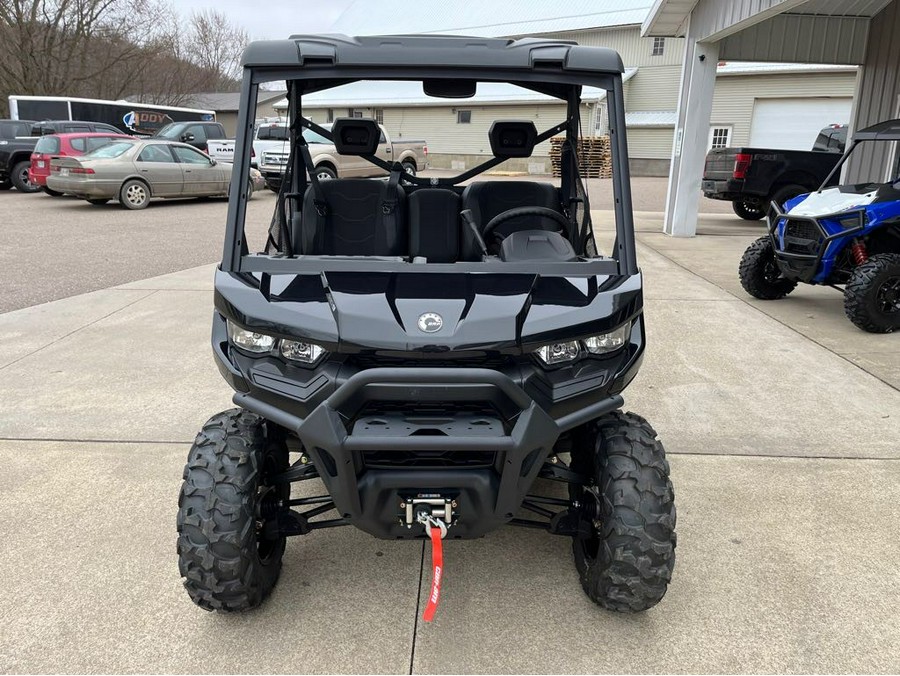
[331,118,380,156]
[488,121,538,158]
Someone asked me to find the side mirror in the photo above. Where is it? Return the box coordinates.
[181,132,195,143]
[209,158,217,166]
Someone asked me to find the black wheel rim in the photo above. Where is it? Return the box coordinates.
[255,452,284,561]
[763,257,783,284]
[741,201,763,217]
[574,483,602,560]
[876,276,900,314]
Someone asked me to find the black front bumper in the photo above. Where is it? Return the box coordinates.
[767,203,865,283]
[235,368,622,539]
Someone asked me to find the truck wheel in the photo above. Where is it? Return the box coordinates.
[732,199,765,221]
[41,186,64,197]
[739,236,798,300]
[843,253,900,333]
[401,160,417,177]
[314,166,336,181]
[568,412,676,612]
[177,408,289,612]
[119,179,150,209]
[771,184,807,209]
[11,161,40,193]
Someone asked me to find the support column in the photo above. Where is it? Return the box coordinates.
[662,24,719,237]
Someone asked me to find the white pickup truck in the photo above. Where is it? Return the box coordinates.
[255,122,428,190]
[153,120,238,164]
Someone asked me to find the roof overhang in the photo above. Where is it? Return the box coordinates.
[641,0,696,37]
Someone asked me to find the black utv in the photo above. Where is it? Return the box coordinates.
[177,34,676,617]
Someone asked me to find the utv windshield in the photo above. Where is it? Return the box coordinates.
[222,37,636,278]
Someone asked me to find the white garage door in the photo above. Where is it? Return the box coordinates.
[749,97,853,150]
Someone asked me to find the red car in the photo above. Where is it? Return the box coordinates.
[30,132,131,196]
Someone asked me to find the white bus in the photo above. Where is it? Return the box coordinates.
[8,95,215,136]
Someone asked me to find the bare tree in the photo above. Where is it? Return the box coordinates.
[0,1,249,116]
[185,8,248,90]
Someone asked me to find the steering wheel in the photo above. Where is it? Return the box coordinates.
[481,206,571,245]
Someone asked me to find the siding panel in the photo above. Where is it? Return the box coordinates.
[847,0,900,182]
[544,26,685,67]
[712,71,858,147]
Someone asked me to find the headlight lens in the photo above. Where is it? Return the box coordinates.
[535,341,580,365]
[227,320,276,353]
[583,323,631,354]
[281,339,327,364]
[534,323,631,365]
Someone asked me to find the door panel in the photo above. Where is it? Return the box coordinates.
[135,144,183,196]
[172,144,223,195]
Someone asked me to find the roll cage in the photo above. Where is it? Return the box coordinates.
[220,34,638,277]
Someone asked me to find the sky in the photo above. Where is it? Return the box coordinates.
[172,0,357,39]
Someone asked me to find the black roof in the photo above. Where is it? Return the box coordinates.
[854,119,900,141]
[240,34,624,75]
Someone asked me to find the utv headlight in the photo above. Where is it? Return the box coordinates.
[583,323,631,355]
[535,341,580,365]
[227,320,276,353]
[281,339,327,365]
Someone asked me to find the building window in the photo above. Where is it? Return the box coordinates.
[327,108,334,123]
[348,108,364,118]
[457,110,471,124]
[651,37,665,56]
[374,108,384,124]
[709,126,732,149]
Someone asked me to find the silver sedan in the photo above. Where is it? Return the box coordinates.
[46,139,257,209]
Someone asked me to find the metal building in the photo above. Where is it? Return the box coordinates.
[643,0,900,236]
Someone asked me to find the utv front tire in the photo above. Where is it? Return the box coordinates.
[843,253,900,333]
[177,408,288,612]
[739,236,798,300]
[569,412,676,612]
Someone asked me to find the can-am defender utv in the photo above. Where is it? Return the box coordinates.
[177,34,676,617]
[740,119,900,333]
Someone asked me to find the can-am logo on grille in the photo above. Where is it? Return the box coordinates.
[123,110,174,135]
[417,312,443,333]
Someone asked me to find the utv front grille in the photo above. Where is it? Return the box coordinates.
[362,449,496,470]
[352,354,512,370]
[783,219,823,255]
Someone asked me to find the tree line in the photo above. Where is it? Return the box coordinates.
[0,0,250,116]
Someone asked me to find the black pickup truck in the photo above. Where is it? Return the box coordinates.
[702,125,847,220]
[0,119,122,192]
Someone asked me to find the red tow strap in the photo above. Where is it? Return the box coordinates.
[423,524,444,622]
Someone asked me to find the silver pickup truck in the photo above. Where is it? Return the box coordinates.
[256,123,427,190]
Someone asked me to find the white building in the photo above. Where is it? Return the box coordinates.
[318,0,857,176]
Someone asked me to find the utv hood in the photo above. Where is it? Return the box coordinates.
[215,269,642,353]
[785,182,900,216]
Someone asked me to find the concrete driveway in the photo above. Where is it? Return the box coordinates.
[1,198,899,673]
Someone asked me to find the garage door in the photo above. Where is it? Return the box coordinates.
[749,97,853,150]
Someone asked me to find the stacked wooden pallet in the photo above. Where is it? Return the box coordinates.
[550,136,612,179]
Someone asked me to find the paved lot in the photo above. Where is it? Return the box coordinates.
[0,177,732,312]
[1,180,898,673]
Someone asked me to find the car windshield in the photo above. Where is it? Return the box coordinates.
[154,123,186,140]
[84,141,134,158]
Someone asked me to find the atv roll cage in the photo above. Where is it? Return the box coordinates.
[219,34,637,277]
[818,119,900,191]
